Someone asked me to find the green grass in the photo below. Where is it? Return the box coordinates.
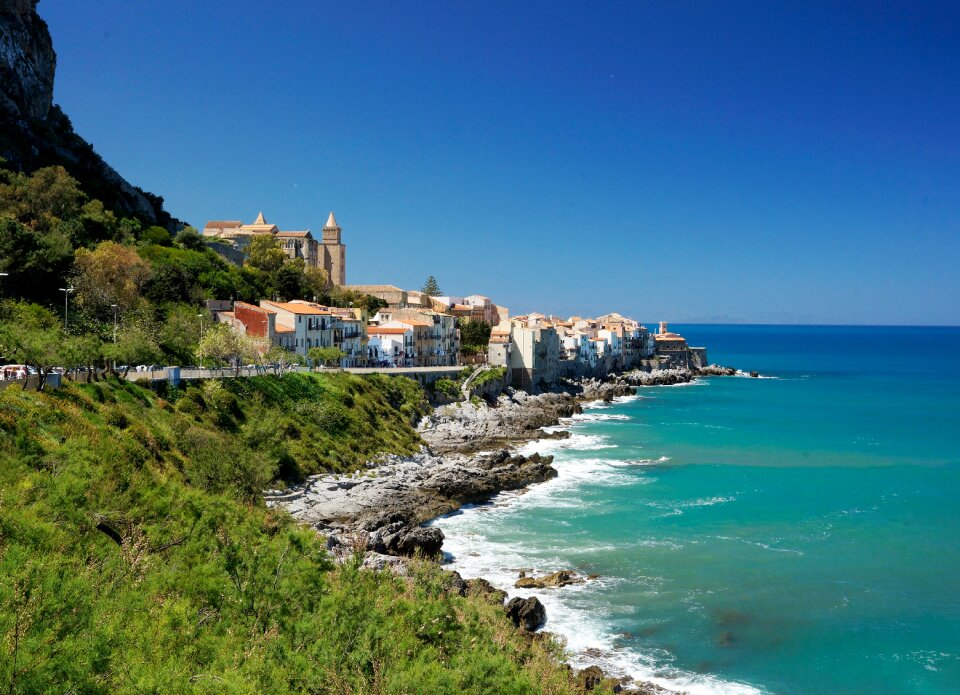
[471,366,508,389]
[0,378,594,693]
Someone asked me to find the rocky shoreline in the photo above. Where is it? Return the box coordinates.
[266,366,736,692]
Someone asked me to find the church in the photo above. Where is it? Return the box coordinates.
[202,211,346,286]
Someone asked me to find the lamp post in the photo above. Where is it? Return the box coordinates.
[110,304,118,343]
[0,272,8,297]
[59,286,74,331]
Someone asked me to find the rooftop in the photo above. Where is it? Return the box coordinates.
[261,300,331,315]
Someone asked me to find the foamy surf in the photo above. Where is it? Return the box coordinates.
[435,498,763,695]
[431,441,762,695]
[516,432,616,457]
[570,412,631,422]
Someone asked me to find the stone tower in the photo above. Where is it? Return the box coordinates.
[321,211,346,287]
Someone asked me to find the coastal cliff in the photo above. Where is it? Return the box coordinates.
[0,0,177,226]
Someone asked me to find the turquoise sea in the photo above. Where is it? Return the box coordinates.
[432,325,960,694]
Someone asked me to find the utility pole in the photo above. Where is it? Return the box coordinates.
[59,286,74,331]
[111,304,118,342]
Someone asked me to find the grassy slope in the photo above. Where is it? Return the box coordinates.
[0,376,591,693]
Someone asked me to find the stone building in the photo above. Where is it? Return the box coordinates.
[319,212,346,287]
[202,211,347,286]
[487,317,561,391]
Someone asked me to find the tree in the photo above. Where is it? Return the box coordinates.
[421,275,442,297]
[245,235,286,273]
[307,346,346,369]
[459,319,492,352]
[263,343,303,376]
[72,241,152,317]
[140,225,171,246]
[0,302,63,390]
[198,325,262,375]
[303,266,330,299]
[271,258,310,301]
[0,217,74,304]
[102,320,163,376]
[21,166,86,232]
[158,305,204,365]
[174,226,205,252]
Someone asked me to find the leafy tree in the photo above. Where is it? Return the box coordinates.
[272,258,310,301]
[459,319,492,351]
[143,262,192,305]
[102,319,163,376]
[262,343,303,375]
[72,241,151,317]
[0,217,74,304]
[421,275,442,297]
[21,166,85,232]
[304,266,330,297]
[173,226,205,252]
[324,286,387,314]
[0,302,63,390]
[158,305,204,365]
[198,324,261,374]
[307,346,346,368]
[245,234,286,273]
[77,199,121,246]
[59,333,104,376]
[140,225,171,246]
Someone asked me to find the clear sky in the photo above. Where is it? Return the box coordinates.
[40,1,960,324]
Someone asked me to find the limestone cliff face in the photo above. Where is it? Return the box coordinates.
[0,0,54,120]
[0,0,178,227]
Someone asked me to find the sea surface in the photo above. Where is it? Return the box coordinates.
[432,325,960,694]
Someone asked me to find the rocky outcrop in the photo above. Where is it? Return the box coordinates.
[0,0,178,227]
[265,448,558,559]
[419,389,581,453]
[0,0,53,120]
[504,596,547,632]
[515,569,585,589]
[621,368,697,386]
[697,364,737,376]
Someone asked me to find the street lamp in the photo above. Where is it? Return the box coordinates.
[0,272,8,297]
[59,286,74,330]
[110,304,118,343]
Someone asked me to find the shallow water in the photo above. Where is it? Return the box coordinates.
[433,325,960,694]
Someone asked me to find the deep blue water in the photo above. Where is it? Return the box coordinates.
[434,325,960,694]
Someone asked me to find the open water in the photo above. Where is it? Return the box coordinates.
[432,325,960,694]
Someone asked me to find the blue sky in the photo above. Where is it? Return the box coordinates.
[41,1,960,324]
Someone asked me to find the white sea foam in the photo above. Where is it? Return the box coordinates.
[516,432,616,457]
[647,495,737,517]
[713,535,803,556]
[433,463,763,694]
[609,456,671,467]
[570,412,632,422]
[735,370,779,379]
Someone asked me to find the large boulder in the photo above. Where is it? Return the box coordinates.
[391,526,444,558]
[505,596,547,632]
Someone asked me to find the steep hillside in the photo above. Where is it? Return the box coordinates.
[0,0,178,228]
[0,375,587,693]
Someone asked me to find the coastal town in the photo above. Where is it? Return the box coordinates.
[197,210,709,391]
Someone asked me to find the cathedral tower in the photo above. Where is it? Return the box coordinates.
[321,211,346,286]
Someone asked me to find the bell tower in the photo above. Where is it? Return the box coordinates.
[321,211,346,286]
